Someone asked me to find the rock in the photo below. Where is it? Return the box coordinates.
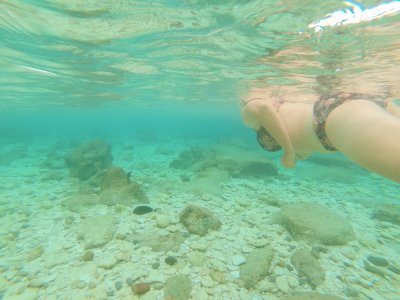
[82,251,94,261]
[99,166,149,206]
[135,232,185,252]
[78,214,116,249]
[132,282,150,295]
[188,252,205,267]
[115,281,123,290]
[164,275,192,300]
[179,206,222,236]
[278,203,356,245]
[133,206,153,215]
[367,256,390,267]
[61,194,99,213]
[28,278,44,287]
[232,255,246,266]
[41,170,64,182]
[44,253,69,269]
[201,275,214,288]
[239,246,274,287]
[156,215,171,228]
[41,201,54,209]
[359,237,379,249]
[284,293,346,300]
[291,249,325,287]
[64,139,113,181]
[373,203,400,225]
[165,256,177,266]
[98,256,117,269]
[275,275,290,294]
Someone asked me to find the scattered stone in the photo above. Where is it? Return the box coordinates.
[201,275,214,288]
[179,205,222,236]
[299,277,307,285]
[76,281,86,289]
[82,251,94,262]
[115,281,123,290]
[88,282,96,289]
[152,262,160,269]
[248,238,269,248]
[99,166,149,206]
[132,282,150,295]
[284,293,346,300]
[153,282,164,290]
[373,203,400,225]
[364,261,386,278]
[28,278,44,288]
[156,215,171,228]
[165,256,178,266]
[367,256,389,267]
[278,203,356,245]
[164,275,192,300]
[133,206,153,215]
[78,214,116,249]
[239,246,274,287]
[232,255,246,266]
[188,252,205,267]
[61,194,99,213]
[98,256,117,269]
[276,275,290,294]
[64,139,113,181]
[291,249,325,287]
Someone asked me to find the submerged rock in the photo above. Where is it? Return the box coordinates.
[64,139,113,181]
[99,166,149,206]
[164,275,192,300]
[278,203,356,245]
[291,249,325,287]
[78,214,116,249]
[180,205,222,236]
[239,247,274,287]
[373,203,400,225]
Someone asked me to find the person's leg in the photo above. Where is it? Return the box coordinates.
[325,100,400,183]
[387,101,400,118]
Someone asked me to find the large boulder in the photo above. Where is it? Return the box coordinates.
[64,139,113,181]
[179,205,221,236]
[277,203,356,245]
[99,166,149,206]
[373,203,400,225]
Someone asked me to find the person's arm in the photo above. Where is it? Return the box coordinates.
[242,100,296,168]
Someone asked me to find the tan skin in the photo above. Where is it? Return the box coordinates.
[241,98,400,184]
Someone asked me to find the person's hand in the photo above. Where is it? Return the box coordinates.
[281,150,296,169]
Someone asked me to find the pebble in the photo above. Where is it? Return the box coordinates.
[152,262,160,269]
[247,238,269,248]
[299,277,307,285]
[201,275,214,288]
[275,276,290,294]
[189,252,205,267]
[115,281,123,290]
[133,206,153,215]
[88,282,96,289]
[190,243,209,252]
[83,251,94,261]
[232,255,246,266]
[131,282,150,295]
[165,256,177,266]
[28,278,44,287]
[156,214,171,228]
[368,256,390,267]
[98,256,117,269]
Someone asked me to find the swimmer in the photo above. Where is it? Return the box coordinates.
[241,92,400,183]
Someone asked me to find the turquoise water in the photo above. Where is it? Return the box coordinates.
[0,0,400,299]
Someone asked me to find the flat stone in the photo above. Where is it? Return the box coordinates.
[78,214,116,249]
[98,256,117,269]
[278,203,356,245]
[232,255,246,266]
[239,246,274,287]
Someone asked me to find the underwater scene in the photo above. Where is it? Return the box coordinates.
[0,0,400,299]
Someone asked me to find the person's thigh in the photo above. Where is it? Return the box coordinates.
[325,100,400,182]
